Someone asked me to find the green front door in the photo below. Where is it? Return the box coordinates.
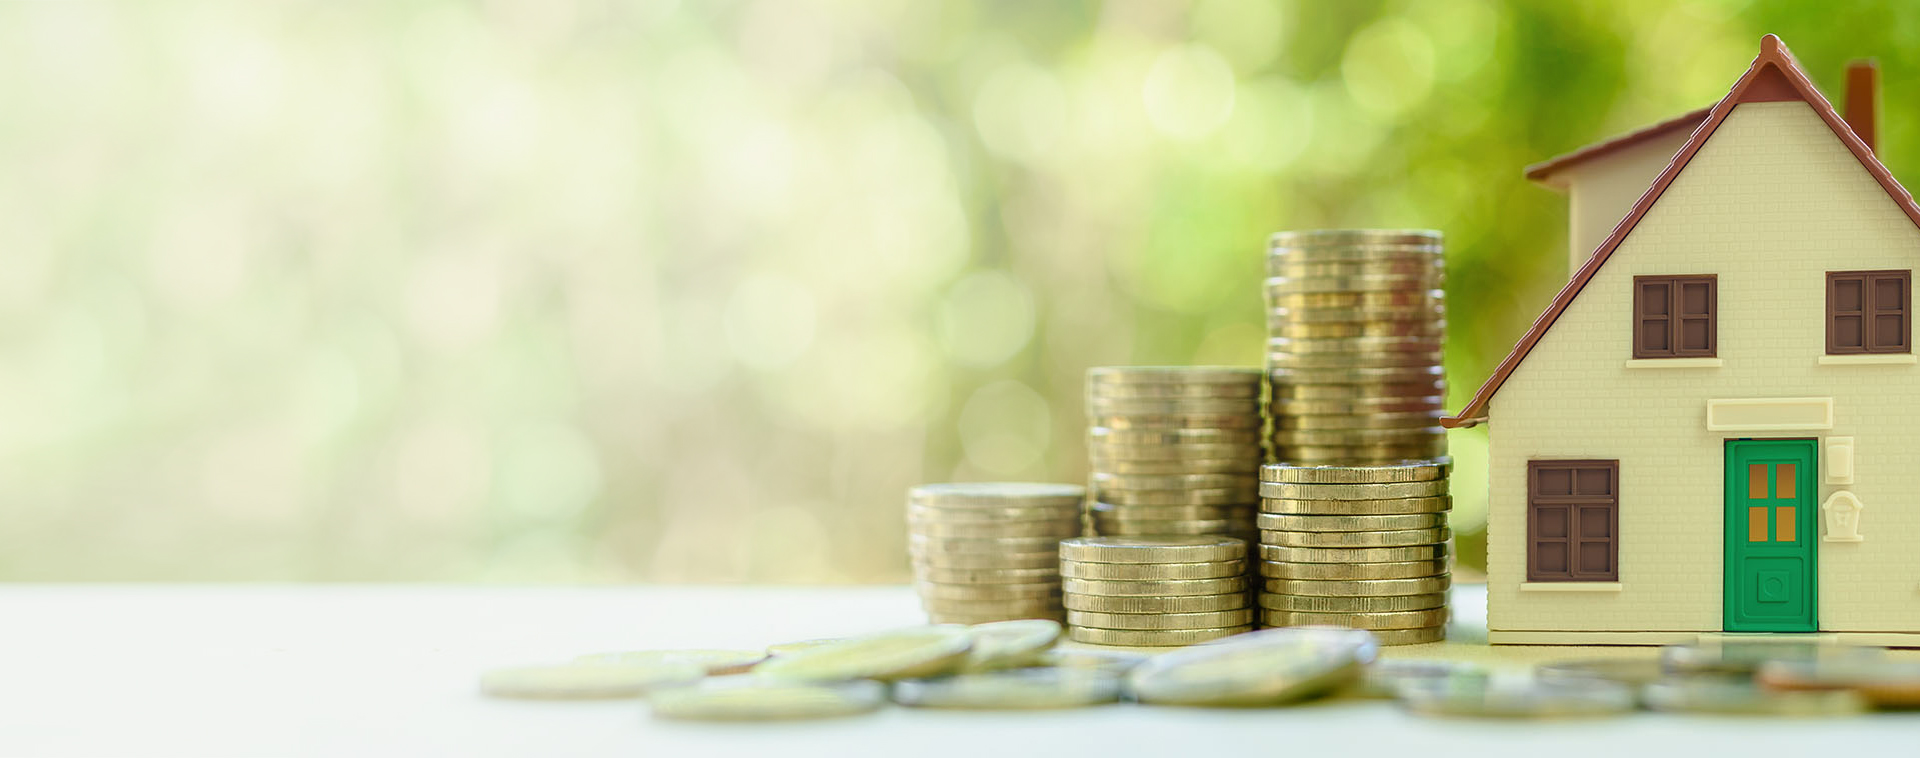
[1724,439,1818,632]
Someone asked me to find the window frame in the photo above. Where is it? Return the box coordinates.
[1826,269,1911,355]
[1632,275,1718,359]
[1526,459,1621,582]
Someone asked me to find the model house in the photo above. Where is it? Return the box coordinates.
[1444,35,1919,645]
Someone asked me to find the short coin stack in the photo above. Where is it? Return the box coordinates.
[908,482,1085,625]
[1083,367,1262,541]
[1256,461,1452,644]
[1265,229,1448,465]
[1059,536,1253,646]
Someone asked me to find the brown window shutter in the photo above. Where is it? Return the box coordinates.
[1633,276,1715,358]
[1526,460,1620,582]
[1828,270,1908,354]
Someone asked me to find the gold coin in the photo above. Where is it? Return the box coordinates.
[1086,383,1261,400]
[1067,608,1254,630]
[920,582,1061,601]
[754,625,975,681]
[1277,453,1449,467]
[648,678,886,721]
[1259,527,1452,548]
[1125,626,1378,705]
[1266,290,1442,308]
[1060,575,1250,597]
[891,667,1125,709]
[766,638,845,656]
[1266,335,1445,355]
[1060,559,1246,580]
[1259,461,1450,485]
[1090,472,1258,491]
[1259,608,1448,630]
[1088,457,1257,475]
[1096,487,1260,506]
[909,483,1086,508]
[1268,380,1446,400]
[1258,543,1449,563]
[960,619,1062,672]
[1059,536,1247,564]
[1271,397,1444,416]
[480,662,704,699]
[1266,352,1442,371]
[1258,559,1449,580]
[1067,625,1252,647]
[1086,413,1263,430]
[1265,274,1442,296]
[1258,480,1449,500]
[1087,442,1263,461]
[911,551,1061,570]
[1263,575,1451,596]
[1258,592,1447,613]
[1269,427,1447,446]
[1273,412,1446,432]
[912,566,1059,584]
[908,535,1063,555]
[1256,512,1447,532]
[1269,229,1441,248]
[1365,626,1447,645]
[1267,304,1445,324]
[1088,427,1263,447]
[1086,366,1262,385]
[1088,502,1254,521]
[1268,364,1444,383]
[1265,258,1443,280]
[1063,592,1249,614]
[910,520,1080,539]
[1085,398,1259,416]
[906,503,1080,523]
[1259,495,1451,515]
[1267,320,1444,340]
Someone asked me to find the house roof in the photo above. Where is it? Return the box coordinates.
[1443,35,1920,429]
[1523,106,1712,188]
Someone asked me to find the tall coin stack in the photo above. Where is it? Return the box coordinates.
[1265,229,1448,465]
[1059,536,1253,646]
[1083,367,1262,542]
[907,482,1085,625]
[1256,461,1452,644]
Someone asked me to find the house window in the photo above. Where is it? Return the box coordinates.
[1633,275,1717,358]
[1527,460,1619,582]
[1827,270,1910,354]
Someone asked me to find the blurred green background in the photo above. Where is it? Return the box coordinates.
[5,0,1914,581]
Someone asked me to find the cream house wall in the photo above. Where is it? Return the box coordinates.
[1559,129,1694,276]
[1487,100,1920,635]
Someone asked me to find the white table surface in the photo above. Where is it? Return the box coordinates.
[5,583,1912,757]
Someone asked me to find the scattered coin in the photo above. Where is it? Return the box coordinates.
[649,678,885,721]
[892,668,1124,710]
[1040,648,1151,674]
[1352,658,1486,698]
[1664,641,1884,675]
[1397,674,1635,718]
[573,649,767,675]
[1645,677,1868,715]
[1127,627,1378,706]
[756,625,973,682]
[480,662,704,700]
[1757,660,1920,707]
[961,619,1061,672]
[765,638,844,656]
[1534,658,1668,687]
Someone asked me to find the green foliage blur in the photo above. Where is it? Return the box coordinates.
[5,0,1917,581]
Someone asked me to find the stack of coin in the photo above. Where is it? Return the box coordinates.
[1256,461,1451,645]
[908,483,1085,624]
[1059,536,1253,646]
[1083,367,1262,541]
[1265,230,1447,465]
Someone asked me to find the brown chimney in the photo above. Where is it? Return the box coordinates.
[1845,59,1879,153]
